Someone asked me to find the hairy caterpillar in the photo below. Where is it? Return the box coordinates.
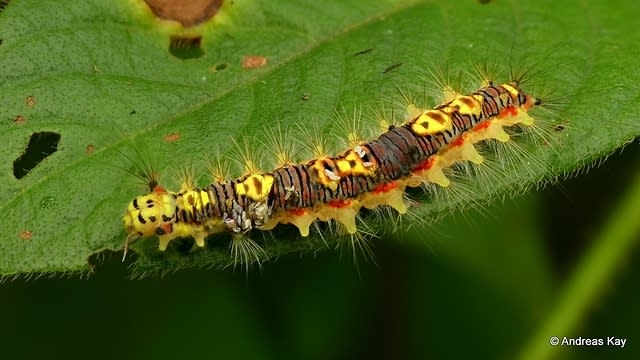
[122,78,540,261]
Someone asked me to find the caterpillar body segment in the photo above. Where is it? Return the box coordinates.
[123,81,540,256]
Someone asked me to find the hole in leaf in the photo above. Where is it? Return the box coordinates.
[211,63,228,71]
[13,132,61,179]
[0,0,11,14]
[169,35,204,59]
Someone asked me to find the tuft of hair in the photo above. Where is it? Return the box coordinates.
[175,163,197,191]
[228,235,267,273]
[231,136,264,175]
[296,122,333,159]
[335,229,378,269]
[470,62,500,87]
[260,124,299,168]
[205,151,232,183]
[393,81,427,117]
[332,104,367,148]
[115,134,162,192]
[422,66,465,103]
[369,94,405,132]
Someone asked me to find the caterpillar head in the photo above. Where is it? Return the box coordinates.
[122,191,177,260]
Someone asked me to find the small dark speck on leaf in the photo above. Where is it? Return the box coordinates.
[210,63,228,72]
[353,47,374,56]
[383,62,402,73]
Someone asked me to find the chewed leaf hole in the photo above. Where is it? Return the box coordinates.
[0,0,11,14]
[169,35,204,59]
[13,132,61,179]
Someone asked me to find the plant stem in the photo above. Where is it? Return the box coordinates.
[518,162,640,360]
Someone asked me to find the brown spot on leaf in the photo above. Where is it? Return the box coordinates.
[243,55,268,69]
[15,115,25,124]
[20,230,32,240]
[26,96,35,107]
[86,144,95,154]
[164,133,181,142]
[144,0,224,27]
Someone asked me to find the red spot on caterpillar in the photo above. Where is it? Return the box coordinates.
[498,106,518,118]
[153,184,167,193]
[161,223,172,234]
[373,181,399,194]
[291,208,307,216]
[413,157,436,172]
[450,136,465,147]
[328,199,352,208]
[473,121,491,131]
[20,230,32,240]
[164,133,181,142]
[243,55,268,69]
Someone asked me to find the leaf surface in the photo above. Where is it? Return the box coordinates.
[0,0,638,275]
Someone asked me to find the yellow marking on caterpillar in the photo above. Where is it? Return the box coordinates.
[310,158,340,190]
[448,95,484,116]
[501,83,520,97]
[411,110,453,136]
[123,193,177,238]
[335,149,375,177]
[199,190,211,208]
[234,174,274,201]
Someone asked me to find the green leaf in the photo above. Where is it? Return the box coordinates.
[0,0,638,276]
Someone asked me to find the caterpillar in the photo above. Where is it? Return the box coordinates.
[122,78,541,261]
